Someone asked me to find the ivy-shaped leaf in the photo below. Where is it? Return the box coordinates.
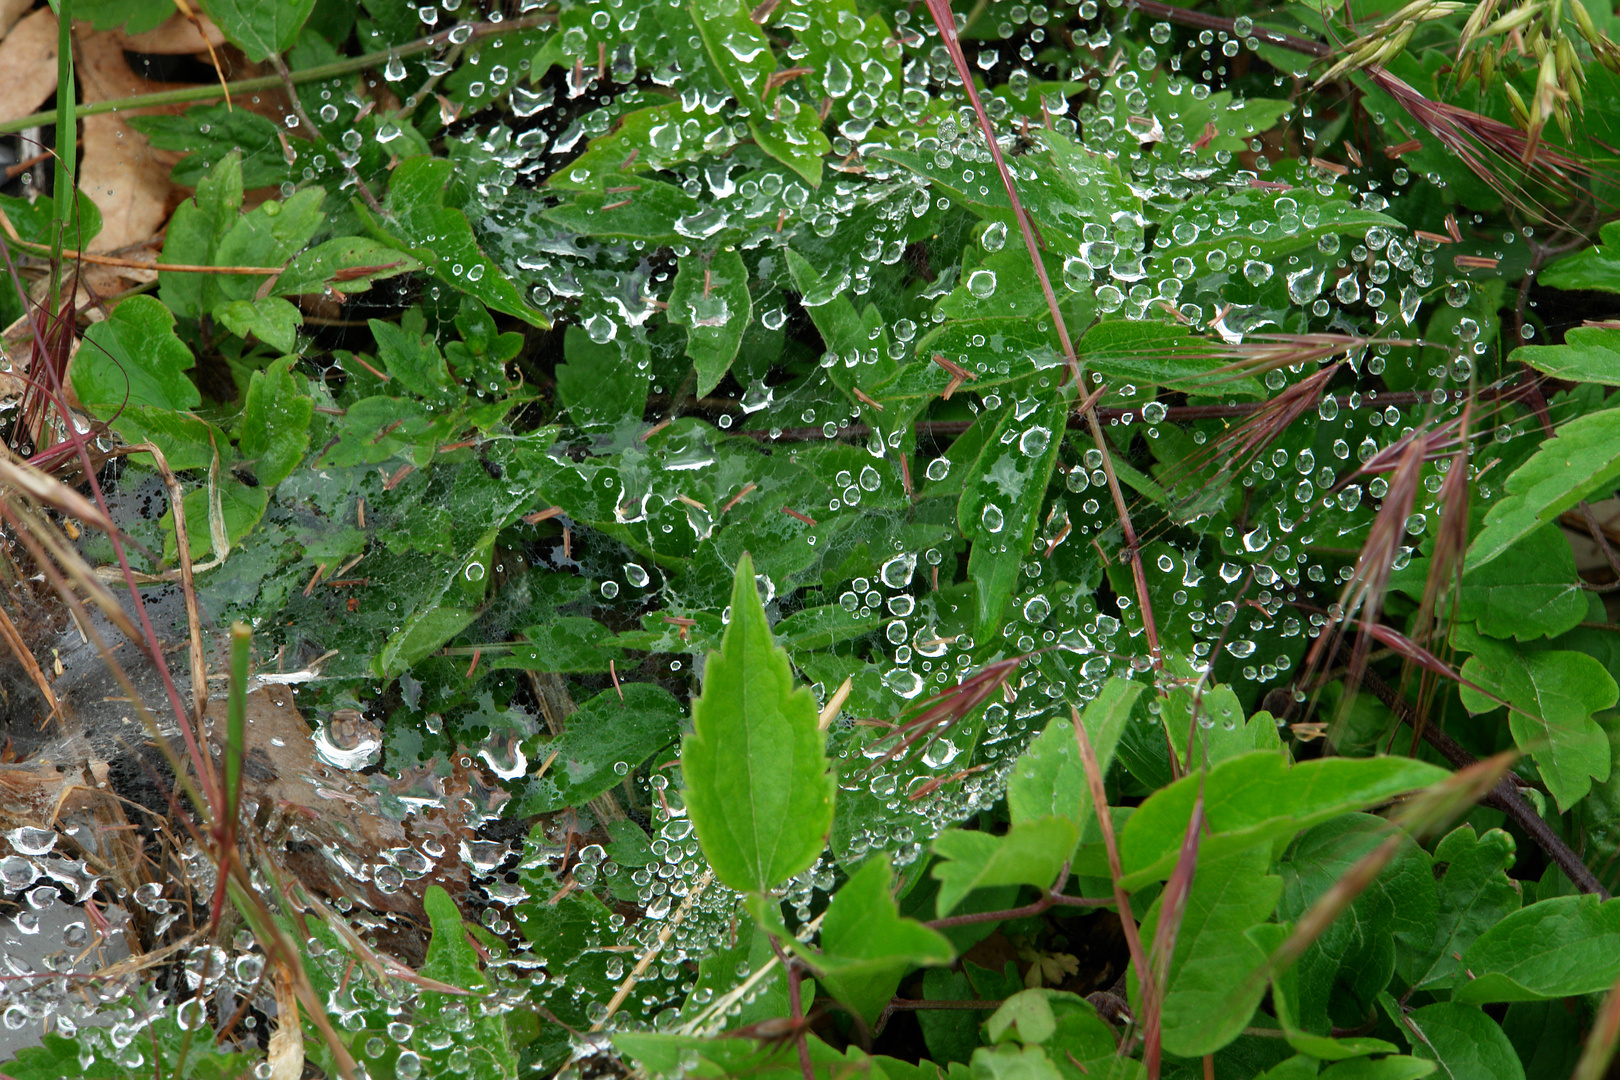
[931,817,1079,917]
[683,552,835,894]
[1401,826,1521,991]
[73,296,201,415]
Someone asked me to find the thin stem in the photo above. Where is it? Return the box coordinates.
[769,936,816,1080]
[269,55,386,216]
[49,0,76,318]
[1123,0,1332,59]
[0,13,553,137]
[924,882,1111,929]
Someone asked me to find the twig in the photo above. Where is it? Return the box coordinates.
[269,55,386,216]
[924,883,1112,929]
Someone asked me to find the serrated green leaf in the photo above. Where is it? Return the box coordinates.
[199,0,318,61]
[1466,409,1620,570]
[749,103,830,187]
[1456,626,1616,810]
[689,0,773,109]
[492,617,626,673]
[811,853,955,1025]
[1537,219,1620,293]
[1007,678,1143,826]
[669,247,752,397]
[958,394,1069,640]
[1511,326,1620,386]
[106,406,222,472]
[158,149,243,320]
[1129,847,1282,1057]
[516,684,683,814]
[237,356,312,486]
[543,182,706,244]
[683,552,835,894]
[272,236,421,296]
[73,295,201,415]
[132,104,294,189]
[215,296,303,353]
[1456,893,1620,1002]
[931,817,1079,917]
[370,315,454,400]
[1403,826,1521,991]
[420,885,517,1079]
[1119,751,1449,887]
[1404,1001,1529,1080]
[212,186,326,306]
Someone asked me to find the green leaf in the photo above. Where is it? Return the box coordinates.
[1273,952,1401,1061]
[958,395,1069,641]
[1130,847,1283,1057]
[163,480,270,562]
[375,606,478,679]
[985,990,1057,1045]
[375,156,548,328]
[689,0,773,109]
[419,885,517,1079]
[237,356,313,487]
[544,182,706,244]
[106,407,222,472]
[967,1043,1065,1080]
[1402,825,1521,991]
[749,103,831,187]
[132,104,295,189]
[931,817,1080,917]
[272,236,422,296]
[492,617,626,673]
[1076,320,1266,399]
[682,552,835,894]
[73,295,201,416]
[556,326,651,429]
[1456,627,1616,811]
[212,186,327,305]
[1538,219,1620,293]
[1456,893,1620,1002]
[1466,409,1620,570]
[1397,525,1586,641]
[1403,1002,1526,1080]
[1318,1058,1437,1080]
[199,0,318,61]
[1007,678,1143,826]
[370,315,454,400]
[1502,1001,1582,1080]
[74,0,175,34]
[1511,326,1620,386]
[811,853,955,1026]
[1119,751,1449,887]
[516,684,683,814]
[669,248,752,397]
[0,189,102,250]
[214,296,303,353]
[158,149,243,320]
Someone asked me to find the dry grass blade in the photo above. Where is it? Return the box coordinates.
[864,655,1022,771]
[1575,965,1620,1080]
[1207,364,1341,476]
[1143,794,1204,1080]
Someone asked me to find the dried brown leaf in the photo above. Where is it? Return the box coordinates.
[124,11,225,53]
[0,10,60,126]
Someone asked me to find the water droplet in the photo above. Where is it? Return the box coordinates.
[981,504,1005,532]
[966,269,998,298]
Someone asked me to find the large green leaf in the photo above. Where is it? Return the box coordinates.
[1402,1003,1525,1080]
[516,685,683,815]
[682,552,835,894]
[808,854,955,1026]
[1130,847,1283,1057]
[272,236,422,297]
[669,248,753,397]
[1076,320,1265,399]
[73,296,201,416]
[212,187,327,306]
[1456,894,1620,1002]
[1456,626,1617,811]
[1007,678,1143,826]
[1396,525,1586,641]
[931,817,1080,917]
[1401,826,1522,991]
[236,356,312,487]
[1466,409,1620,570]
[1118,751,1449,887]
[1511,326,1620,386]
[958,394,1069,641]
[199,0,318,61]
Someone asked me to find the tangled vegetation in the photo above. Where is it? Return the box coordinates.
[0,0,1619,1077]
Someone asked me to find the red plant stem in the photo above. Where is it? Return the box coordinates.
[924,881,1112,930]
[1124,0,1331,58]
[769,936,816,1080]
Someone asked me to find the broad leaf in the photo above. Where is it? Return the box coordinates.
[272,236,422,297]
[419,885,518,1079]
[1130,847,1283,1057]
[1466,408,1620,570]
[811,854,955,1025]
[1076,320,1265,399]
[1456,627,1616,811]
[1403,1002,1525,1080]
[931,817,1079,917]
[1512,326,1620,386]
[1456,894,1620,1002]
[157,149,243,320]
[669,248,753,397]
[1538,219,1620,293]
[1118,751,1449,887]
[74,296,201,416]
[199,0,319,61]
[1402,826,1522,991]
[237,356,313,487]
[212,187,327,306]
[516,685,683,815]
[682,552,835,894]
[214,297,302,353]
[1396,525,1586,641]
[1007,678,1143,826]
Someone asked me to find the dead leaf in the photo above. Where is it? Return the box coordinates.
[74,28,187,253]
[124,11,224,53]
[0,10,60,126]
[0,0,33,37]
[268,964,305,1080]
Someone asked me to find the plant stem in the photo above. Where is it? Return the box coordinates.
[1123,0,1332,59]
[0,13,553,137]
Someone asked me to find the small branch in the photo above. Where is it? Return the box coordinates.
[924,879,1112,930]
[1357,668,1610,898]
[270,56,386,216]
[769,937,816,1080]
[1123,0,1332,58]
[873,998,1004,1038]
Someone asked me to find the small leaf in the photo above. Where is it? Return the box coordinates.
[931,817,1079,917]
[689,0,773,109]
[985,990,1057,1045]
[1007,678,1143,826]
[215,296,303,353]
[272,236,422,296]
[1402,825,1522,991]
[237,356,313,487]
[811,854,955,1026]
[375,606,478,679]
[683,552,835,894]
[556,326,651,429]
[212,187,327,305]
[419,885,517,1079]
[73,295,201,415]
[0,189,101,250]
[516,685,683,815]
[158,149,243,320]
[133,104,295,189]
[199,0,319,61]
[1456,627,1616,811]
[1396,525,1586,641]
[1403,1002,1526,1080]
[163,480,269,562]
[1537,219,1620,293]
[1512,326,1620,386]
[1456,893,1620,1002]
[669,248,752,397]
[1119,751,1449,887]
[370,316,455,400]
[1076,320,1266,399]
[1466,409,1620,571]
[1130,847,1283,1057]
